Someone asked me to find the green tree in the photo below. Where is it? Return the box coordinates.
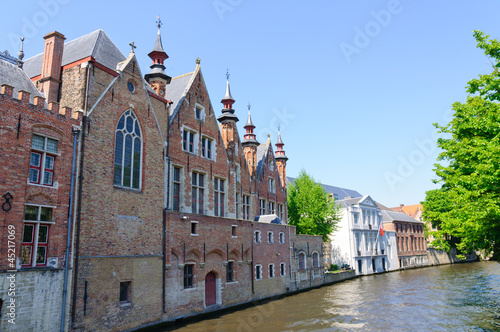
[423,31,500,260]
[287,170,341,241]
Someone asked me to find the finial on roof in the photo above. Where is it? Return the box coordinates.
[196,57,201,65]
[17,37,24,60]
[276,125,284,145]
[156,16,162,29]
[221,70,235,104]
[226,69,230,81]
[247,102,251,111]
[129,41,136,54]
[267,133,270,138]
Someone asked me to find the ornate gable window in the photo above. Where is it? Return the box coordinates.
[114,110,142,189]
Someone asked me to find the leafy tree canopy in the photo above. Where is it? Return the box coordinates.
[287,169,341,241]
[423,31,500,259]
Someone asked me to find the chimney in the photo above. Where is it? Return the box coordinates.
[40,31,65,103]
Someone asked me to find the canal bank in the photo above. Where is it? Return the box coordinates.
[155,261,499,332]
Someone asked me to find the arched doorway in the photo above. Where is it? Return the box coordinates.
[205,272,216,306]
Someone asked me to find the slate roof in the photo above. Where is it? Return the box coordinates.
[0,51,44,103]
[287,177,362,201]
[167,72,195,123]
[23,29,126,78]
[256,140,271,177]
[254,214,284,224]
[382,210,421,223]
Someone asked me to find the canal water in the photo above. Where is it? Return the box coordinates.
[162,261,500,332]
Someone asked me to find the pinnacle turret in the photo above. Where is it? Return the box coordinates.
[145,17,172,96]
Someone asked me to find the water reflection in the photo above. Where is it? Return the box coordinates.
[159,262,500,332]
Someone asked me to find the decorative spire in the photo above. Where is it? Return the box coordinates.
[242,102,259,147]
[275,126,288,161]
[245,102,255,128]
[221,69,235,108]
[145,17,172,92]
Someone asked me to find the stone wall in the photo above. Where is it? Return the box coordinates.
[426,248,477,266]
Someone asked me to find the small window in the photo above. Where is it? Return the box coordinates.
[29,134,58,186]
[353,213,359,224]
[298,252,306,270]
[227,261,234,282]
[255,230,261,244]
[195,104,204,120]
[232,225,237,237]
[184,264,194,288]
[183,129,195,153]
[120,281,131,304]
[255,265,262,280]
[279,232,285,244]
[280,262,286,276]
[269,264,275,278]
[268,231,273,244]
[214,178,225,217]
[235,193,240,219]
[268,201,275,215]
[259,199,266,215]
[201,137,213,159]
[191,221,198,235]
[277,204,284,221]
[312,252,319,268]
[268,178,275,194]
[243,195,250,220]
[173,166,181,211]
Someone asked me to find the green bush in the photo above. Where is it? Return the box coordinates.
[329,264,339,271]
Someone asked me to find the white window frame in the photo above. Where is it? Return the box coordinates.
[269,263,275,278]
[201,136,214,160]
[259,199,266,215]
[29,134,59,187]
[214,177,225,217]
[279,232,285,244]
[280,262,286,276]
[268,177,275,194]
[182,127,198,154]
[268,201,275,215]
[194,103,205,121]
[254,230,261,244]
[21,204,56,267]
[255,264,262,280]
[243,195,251,220]
[267,231,274,244]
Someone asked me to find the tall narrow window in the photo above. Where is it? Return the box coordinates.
[268,201,275,215]
[279,232,285,244]
[255,265,262,280]
[114,110,142,189]
[184,264,194,288]
[120,281,131,304]
[21,205,53,267]
[269,264,275,278]
[243,195,250,220]
[280,262,286,276]
[259,199,266,215]
[268,178,275,194]
[182,129,195,153]
[201,137,213,159]
[214,178,225,217]
[255,230,261,243]
[235,193,240,219]
[192,172,204,214]
[277,204,284,221]
[227,261,234,282]
[173,166,181,211]
[298,252,306,270]
[29,134,58,186]
[312,252,319,268]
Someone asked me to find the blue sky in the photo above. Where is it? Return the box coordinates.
[2,0,500,207]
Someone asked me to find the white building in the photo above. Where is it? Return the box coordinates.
[327,195,398,275]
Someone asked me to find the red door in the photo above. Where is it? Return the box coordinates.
[205,272,216,306]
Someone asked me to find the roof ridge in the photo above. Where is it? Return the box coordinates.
[172,72,194,80]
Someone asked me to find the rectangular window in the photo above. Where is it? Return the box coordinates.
[277,204,284,221]
[183,130,195,153]
[259,199,266,215]
[268,232,273,244]
[255,231,261,243]
[191,172,204,214]
[268,178,275,194]
[227,261,234,282]
[214,178,225,217]
[195,105,203,120]
[21,205,53,267]
[255,265,262,280]
[269,264,274,278]
[201,137,213,159]
[279,232,285,244]
[268,201,275,215]
[29,134,58,186]
[354,213,359,223]
[184,264,194,288]
[243,195,250,220]
[173,166,181,211]
[232,225,237,237]
[280,263,286,276]
[191,221,197,235]
[119,281,131,304]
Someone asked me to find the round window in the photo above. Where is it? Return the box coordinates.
[127,82,135,93]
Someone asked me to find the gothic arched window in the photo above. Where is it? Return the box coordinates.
[114,110,142,189]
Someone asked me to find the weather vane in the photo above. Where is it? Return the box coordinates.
[156,16,162,29]
[226,69,230,80]
[248,101,251,111]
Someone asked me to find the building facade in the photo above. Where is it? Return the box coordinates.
[0,44,81,331]
[382,210,428,268]
[327,195,393,275]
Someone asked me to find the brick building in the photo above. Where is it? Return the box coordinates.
[0,41,80,331]
[16,21,294,330]
[382,210,428,268]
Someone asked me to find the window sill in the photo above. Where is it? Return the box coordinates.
[183,287,197,291]
[226,281,238,285]
[27,182,58,189]
[113,185,142,193]
[190,233,199,237]
[232,236,238,239]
